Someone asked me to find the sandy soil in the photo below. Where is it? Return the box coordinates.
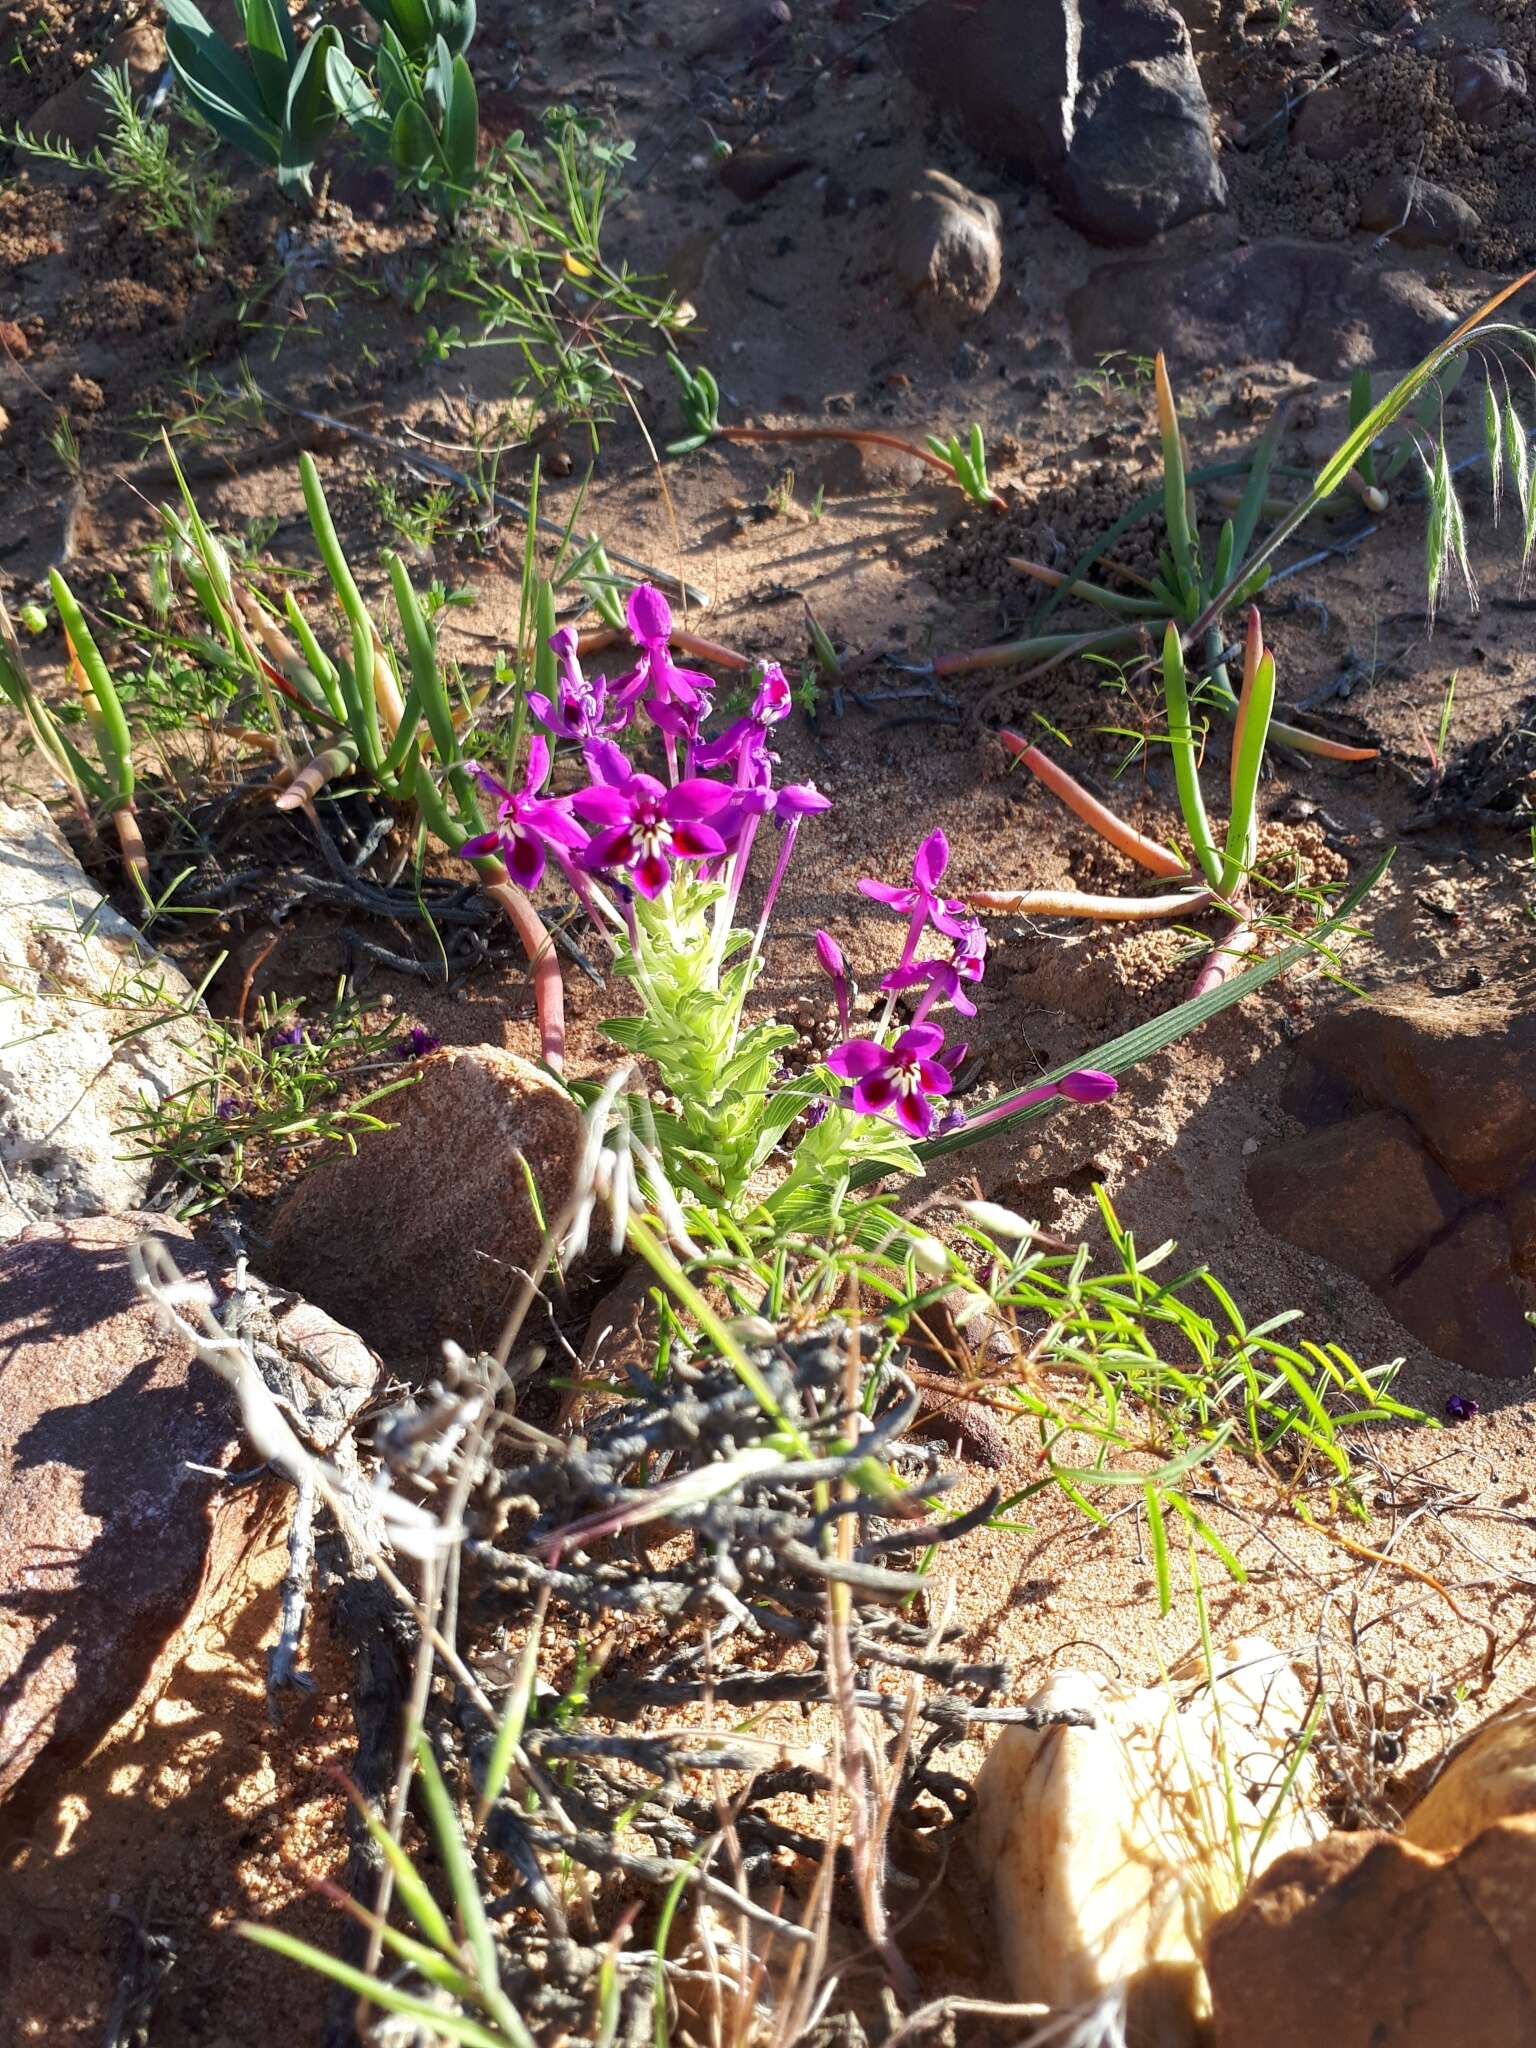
[3,0,1536,2038]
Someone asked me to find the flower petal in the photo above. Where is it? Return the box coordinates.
[458,830,505,860]
[632,850,671,897]
[826,1037,889,1081]
[584,824,638,870]
[852,1073,898,1116]
[668,820,726,858]
[913,829,949,890]
[894,1022,946,1059]
[627,584,673,648]
[571,784,633,824]
[523,733,552,791]
[858,880,916,910]
[665,777,733,820]
[894,1092,934,1138]
[583,737,634,787]
[505,834,545,889]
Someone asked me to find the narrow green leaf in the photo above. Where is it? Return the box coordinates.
[1160,622,1222,889]
[1221,647,1275,896]
[905,850,1393,1171]
[238,1926,510,2048]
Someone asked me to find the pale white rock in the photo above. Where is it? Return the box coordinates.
[1404,1691,1536,1852]
[973,1638,1321,2033]
[0,798,206,1237]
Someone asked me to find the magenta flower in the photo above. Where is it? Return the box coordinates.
[527,627,628,742]
[827,1022,954,1138]
[572,760,731,897]
[622,584,717,741]
[951,1068,1119,1139]
[882,956,978,1019]
[694,664,794,781]
[949,913,988,986]
[860,830,968,970]
[459,740,588,889]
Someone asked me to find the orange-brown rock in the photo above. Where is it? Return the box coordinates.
[1404,1694,1536,1853]
[1250,977,1536,1378]
[1206,1818,1536,2047]
[0,1215,371,1811]
[264,1045,587,1367]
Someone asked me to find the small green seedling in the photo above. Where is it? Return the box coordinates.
[924,424,993,507]
[0,579,147,892]
[665,351,720,454]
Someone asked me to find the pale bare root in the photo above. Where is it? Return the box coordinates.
[966,886,1215,921]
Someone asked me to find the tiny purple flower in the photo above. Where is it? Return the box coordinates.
[827,1021,954,1139]
[267,1020,305,1049]
[396,1025,443,1060]
[1444,1393,1480,1422]
[860,830,968,970]
[572,762,731,898]
[459,740,590,890]
[527,627,628,742]
[622,584,717,741]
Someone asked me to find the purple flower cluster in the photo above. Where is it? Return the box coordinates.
[816,831,982,1138]
[816,829,1116,1141]
[457,584,828,916]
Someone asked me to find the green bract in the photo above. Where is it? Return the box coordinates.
[327,27,480,220]
[163,0,339,200]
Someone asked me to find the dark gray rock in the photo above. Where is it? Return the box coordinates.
[1068,238,1456,376]
[891,0,1225,245]
[1449,47,1528,125]
[1358,172,1480,248]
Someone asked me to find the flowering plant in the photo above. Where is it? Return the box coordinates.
[461,586,1118,1237]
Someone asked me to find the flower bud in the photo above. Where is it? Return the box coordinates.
[1056,1069,1118,1104]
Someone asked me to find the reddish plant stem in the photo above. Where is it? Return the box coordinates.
[482,878,566,1071]
[1189,918,1259,997]
[715,424,1009,512]
[274,745,353,812]
[999,731,1186,877]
